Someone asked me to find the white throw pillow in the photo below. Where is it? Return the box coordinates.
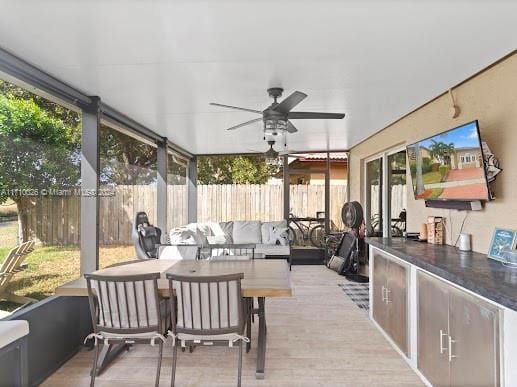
[261,221,287,244]
[185,223,209,246]
[270,226,289,246]
[169,227,197,244]
[232,221,262,244]
[208,221,234,243]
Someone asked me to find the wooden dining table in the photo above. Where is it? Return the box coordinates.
[56,258,292,379]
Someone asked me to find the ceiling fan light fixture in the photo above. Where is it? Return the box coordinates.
[265,119,287,132]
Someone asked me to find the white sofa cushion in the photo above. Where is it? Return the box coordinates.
[232,221,262,244]
[194,223,213,237]
[0,320,29,349]
[185,223,209,246]
[261,220,288,244]
[255,244,290,256]
[207,235,230,245]
[169,227,197,244]
[208,222,234,243]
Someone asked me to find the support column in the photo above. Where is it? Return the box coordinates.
[80,97,100,274]
[283,155,290,221]
[156,139,168,233]
[187,157,197,223]
[325,152,330,233]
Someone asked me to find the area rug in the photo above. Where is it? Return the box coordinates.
[338,282,370,311]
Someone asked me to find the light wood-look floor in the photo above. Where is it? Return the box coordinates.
[43,266,424,387]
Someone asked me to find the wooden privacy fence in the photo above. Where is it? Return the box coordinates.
[369,184,407,218]
[22,184,352,246]
[196,184,284,222]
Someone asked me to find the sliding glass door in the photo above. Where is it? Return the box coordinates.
[366,157,383,236]
[387,150,407,237]
[365,148,407,238]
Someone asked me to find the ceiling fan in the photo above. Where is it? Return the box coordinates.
[210,87,345,136]
[262,140,290,159]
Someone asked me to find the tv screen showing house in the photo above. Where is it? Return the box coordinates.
[407,121,489,201]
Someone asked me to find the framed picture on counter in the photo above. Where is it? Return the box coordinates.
[488,228,516,263]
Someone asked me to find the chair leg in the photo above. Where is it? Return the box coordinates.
[237,340,243,387]
[155,341,163,387]
[171,343,178,387]
[90,344,100,387]
[251,298,255,323]
[246,301,252,353]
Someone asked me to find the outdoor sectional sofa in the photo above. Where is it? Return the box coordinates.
[162,220,291,260]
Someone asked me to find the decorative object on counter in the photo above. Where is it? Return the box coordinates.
[405,232,420,241]
[427,216,444,244]
[458,233,472,252]
[488,228,516,263]
[502,250,517,268]
[419,223,428,241]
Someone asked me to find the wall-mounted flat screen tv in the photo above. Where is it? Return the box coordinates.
[407,120,490,201]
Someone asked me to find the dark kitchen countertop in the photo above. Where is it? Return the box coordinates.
[366,237,517,312]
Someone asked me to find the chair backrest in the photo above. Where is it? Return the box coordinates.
[132,211,162,260]
[167,273,244,336]
[0,247,20,292]
[208,244,255,260]
[17,241,33,256]
[11,241,35,272]
[0,246,21,273]
[85,272,162,335]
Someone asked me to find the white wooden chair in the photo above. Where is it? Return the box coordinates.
[167,272,250,387]
[0,242,36,308]
[84,272,168,387]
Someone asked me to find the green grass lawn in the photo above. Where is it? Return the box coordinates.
[1,220,135,312]
[422,171,442,184]
[0,220,18,258]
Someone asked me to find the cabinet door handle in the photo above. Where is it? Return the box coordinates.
[448,335,457,362]
[385,288,392,303]
[381,286,387,302]
[439,330,448,354]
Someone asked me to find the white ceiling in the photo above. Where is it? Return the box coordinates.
[0,0,515,154]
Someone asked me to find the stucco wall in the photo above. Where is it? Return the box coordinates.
[349,52,517,253]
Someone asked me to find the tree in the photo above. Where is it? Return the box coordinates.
[197,155,280,185]
[414,143,425,196]
[99,125,157,185]
[0,93,81,241]
[0,80,80,128]
[429,140,455,166]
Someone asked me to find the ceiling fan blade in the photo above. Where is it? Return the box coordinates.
[288,111,345,120]
[226,117,263,131]
[273,91,307,113]
[286,121,298,133]
[210,103,262,114]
